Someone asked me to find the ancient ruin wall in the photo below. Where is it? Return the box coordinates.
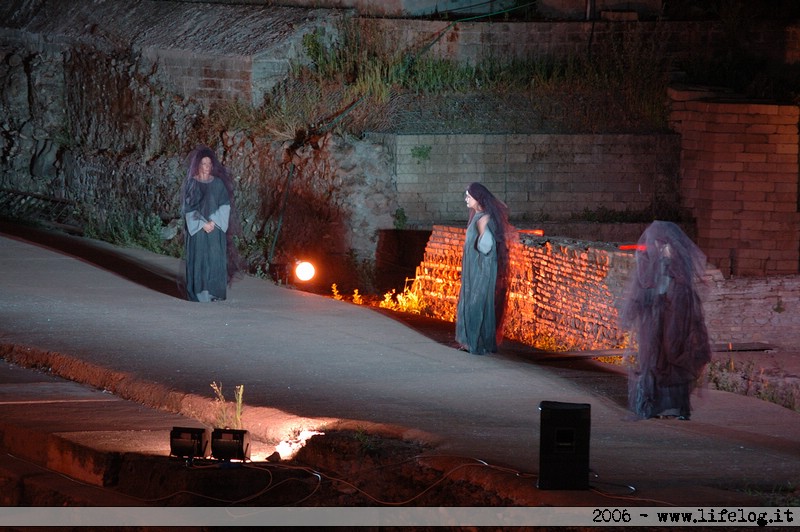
[413,226,634,351]
[384,133,680,226]
[413,226,800,351]
[670,92,800,276]
[363,18,797,67]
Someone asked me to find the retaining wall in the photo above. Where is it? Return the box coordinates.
[412,225,800,351]
[670,91,800,276]
[364,18,798,66]
[385,133,680,225]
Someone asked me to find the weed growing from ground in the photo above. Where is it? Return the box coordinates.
[210,381,245,430]
[706,357,800,412]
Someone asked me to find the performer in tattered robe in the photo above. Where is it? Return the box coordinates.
[621,220,711,420]
[455,182,512,355]
[180,146,242,302]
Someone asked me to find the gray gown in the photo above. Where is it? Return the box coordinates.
[184,176,231,302]
[455,212,498,355]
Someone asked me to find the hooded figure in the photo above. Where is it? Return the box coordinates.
[455,182,512,355]
[180,145,243,302]
[621,221,711,420]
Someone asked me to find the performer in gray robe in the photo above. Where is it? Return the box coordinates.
[455,182,512,355]
[621,220,711,420]
[180,146,242,302]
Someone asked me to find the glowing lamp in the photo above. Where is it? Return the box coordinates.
[295,261,315,281]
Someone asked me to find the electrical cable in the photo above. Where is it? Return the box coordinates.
[5,449,671,507]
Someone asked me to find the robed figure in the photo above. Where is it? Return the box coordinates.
[455,182,512,355]
[180,146,242,302]
[621,221,711,420]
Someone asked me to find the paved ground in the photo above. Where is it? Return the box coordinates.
[1,221,799,511]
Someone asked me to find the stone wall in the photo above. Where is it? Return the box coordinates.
[2,0,798,287]
[381,133,680,226]
[704,274,800,348]
[168,0,664,20]
[362,18,797,66]
[0,0,394,287]
[0,1,332,108]
[413,225,800,351]
[669,90,800,276]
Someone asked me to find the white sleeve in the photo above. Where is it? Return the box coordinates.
[209,204,230,232]
[185,211,206,236]
[477,228,495,255]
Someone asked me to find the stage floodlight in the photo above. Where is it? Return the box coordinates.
[295,260,315,281]
[537,401,591,490]
[211,428,251,461]
[170,426,211,459]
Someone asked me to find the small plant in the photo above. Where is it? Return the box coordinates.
[379,290,397,309]
[210,381,245,430]
[393,207,407,230]
[410,144,432,163]
[706,357,800,412]
[353,428,380,454]
[739,481,800,507]
[379,281,425,314]
[237,232,275,276]
[352,289,363,305]
[331,283,343,300]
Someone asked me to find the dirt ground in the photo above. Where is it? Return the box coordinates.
[110,429,515,508]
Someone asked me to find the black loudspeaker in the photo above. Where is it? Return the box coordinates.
[538,401,591,490]
[211,428,251,461]
[170,427,211,459]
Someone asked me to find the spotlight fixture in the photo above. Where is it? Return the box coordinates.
[294,260,315,282]
[211,428,251,461]
[170,426,211,459]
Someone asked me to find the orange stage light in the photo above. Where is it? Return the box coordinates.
[619,244,646,252]
[294,261,315,281]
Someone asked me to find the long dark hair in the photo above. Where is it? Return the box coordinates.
[467,182,512,340]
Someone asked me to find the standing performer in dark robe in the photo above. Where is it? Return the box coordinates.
[180,146,242,302]
[455,182,512,355]
[621,220,711,420]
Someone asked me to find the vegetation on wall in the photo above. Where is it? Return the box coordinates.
[290,16,672,135]
[76,7,789,260]
[9,4,792,280]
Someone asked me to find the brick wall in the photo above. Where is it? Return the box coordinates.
[413,225,634,350]
[669,90,800,276]
[413,226,800,351]
[384,133,680,225]
[142,49,254,105]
